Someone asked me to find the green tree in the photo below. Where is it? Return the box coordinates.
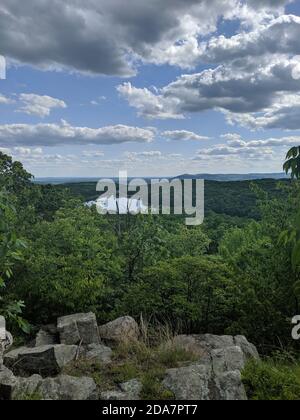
[0,190,28,332]
[12,205,122,324]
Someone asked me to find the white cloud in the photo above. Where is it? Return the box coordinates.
[117,83,183,120]
[0,120,155,147]
[200,15,300,64]
[1,0,290,76]
[125,151,162,161]
[162,130,210,141]
[17,94,67,117]
[0,94,13,104]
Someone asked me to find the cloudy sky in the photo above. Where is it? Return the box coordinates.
[1,0,300,177]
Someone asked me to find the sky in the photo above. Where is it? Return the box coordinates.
[1,0,300,177]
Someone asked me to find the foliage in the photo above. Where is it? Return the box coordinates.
[117,256,236,333]
[11,206,122,324]
[284,146,300,179]
[243,358,300,400]
[0,190,29,332]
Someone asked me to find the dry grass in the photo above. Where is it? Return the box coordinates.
[63,319,198,400]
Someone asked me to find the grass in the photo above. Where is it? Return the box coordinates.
[63,322,198,400]
[242,353,300,400]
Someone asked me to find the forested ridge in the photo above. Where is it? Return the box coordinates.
[1,149,300,399]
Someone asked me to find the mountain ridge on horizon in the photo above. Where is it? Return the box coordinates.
[34,173,288,184]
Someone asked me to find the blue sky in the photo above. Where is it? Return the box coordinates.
[1,0,300,177]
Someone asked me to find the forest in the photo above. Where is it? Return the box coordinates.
[1,148,300,399]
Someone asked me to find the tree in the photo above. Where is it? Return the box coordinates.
[12,205,122,324]
[284,146,300,179]
[0,152,32,193]
[0,190,28,332]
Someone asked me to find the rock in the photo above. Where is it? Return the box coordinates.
[234,335,260,361]
[58,313,100,345]
[211,346,245,376]
[0,366,17,400]
[215,371,247,401]
[100,390,129,400]
[170,334,258,362]
[34,325,58,347]
[163,363,248,401]
[162,334,258,401]
[12,375,97,400]
[119,379,142,400]
[83,343,112,365]
[99,316,139,345]
[163,364,213,400]
[4,344,78,376]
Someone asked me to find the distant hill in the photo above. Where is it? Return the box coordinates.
[176,173,288,181]
[35,173,288,185]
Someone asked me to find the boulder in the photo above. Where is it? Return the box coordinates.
[0,366,17,400]
[163,364,213,400]
[211,346,245,376]
[162,334,258,401]
[163,363,247,401]
[215,371,247,401]
[34,325,58,347]
[4,344,77,376]
[119,379,142,400]
[170,334,258,362]
[83,343,112,365]
[58,313,100,345]
[234,335,260,361]
[100,390,129,400]
[99,316,139,345]
[12,375,97,400]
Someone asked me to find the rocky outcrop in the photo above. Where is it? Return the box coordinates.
[162,334,259,401]
[4,344,78,376]
[98,316,140,345]
[0,313,260,401]
[81,343,112,365]
[0,369,97,400]
[58,313,100,345]
[100,379,142,400]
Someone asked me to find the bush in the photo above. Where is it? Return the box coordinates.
[242,358,300,400]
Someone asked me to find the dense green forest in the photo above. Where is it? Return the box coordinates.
[1,150,300,354]
[2,149,300,399]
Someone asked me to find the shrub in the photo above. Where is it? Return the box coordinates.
[242,358,300,400]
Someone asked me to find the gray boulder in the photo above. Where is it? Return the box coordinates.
[12,374,97,400]
[34,325,58,347]
[57,313,100,345]
[163,364,213,400]
[120,379,142,400]
[99,316,139,345]
[83,343,112,365]
[170,334,259,362]
[4,344,77,376]
[100,390,129,400]
[211,346,245,376]
[215,371,247,401]
[234,335,260,361]
[0,366,17,400]
[162,334,259,401]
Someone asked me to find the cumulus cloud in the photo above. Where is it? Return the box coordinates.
[120,55,300,127]
[0,94,13,104]
[194,133,300,162]
[125,151,162,160]
[0,120,155,147]
[17,94,67,117]
[117,83,183,120]
[200,15,300,64]
[162,130,210,141]
[0,0,292,76]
